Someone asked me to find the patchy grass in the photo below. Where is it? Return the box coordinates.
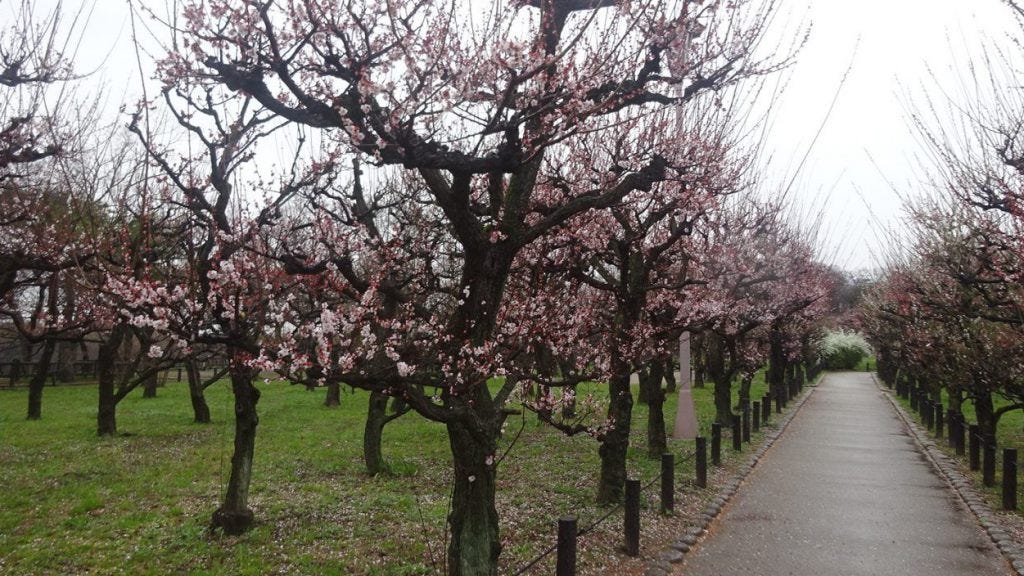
[0,370,785,575]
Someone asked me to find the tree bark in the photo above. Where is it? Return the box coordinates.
[211,365,260,535]
[364,391,389,476]
[645,360,667,459]
[26,341,54,420]
[445,418,500,576]
[142,369,158,398]
[737,373,753,412]
[663,355,676,393]
[767,324,786,403]
[187,360,212,424]
[324,380,341,407]
[973,389,996,446]
[97,324,129,436]
[597,371,633,503]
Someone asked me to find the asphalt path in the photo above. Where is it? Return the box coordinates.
[678,371,1012,576]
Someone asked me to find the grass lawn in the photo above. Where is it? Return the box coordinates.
[0,372,776,575]
[890,379,1024,514]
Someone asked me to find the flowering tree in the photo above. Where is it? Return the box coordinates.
[147,0,790,572]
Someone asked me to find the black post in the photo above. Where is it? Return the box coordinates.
[557,517,577,576]
[984,443,997,487]
[969,425,981,471]
[1003,449,1018,511]
[762,394,771,424]
[752,401,761,432]
[696,437,707,488]
[934,403,943,438]
[923,400,933,429]
[661,453,674,514]
[742,407,751,443]
[910,388,918,412]
[711,423,722,466]
[732,417,742,451]
[177,367,183,382]
[625,479,640,556]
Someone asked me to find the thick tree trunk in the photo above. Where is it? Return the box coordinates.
[211,366,261,535]
[446,419,500,576]
[364,391,389,475]
[597,371,633,503]
[324,381,341,407]
[187,361,211,424]
[646,360,667,459]
[26,341,55,420]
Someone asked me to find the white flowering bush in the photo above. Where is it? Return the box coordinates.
[815,330,872,370]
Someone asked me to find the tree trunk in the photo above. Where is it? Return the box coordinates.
[364,391,389,476]
[211,365,260,535]
[445,419,500,576]
[187,361,212,424]
[325,380,341,407]
[973,390,996,446]
[737,373,753,412]
[142,369,158,398]
[646,360,667,459]
[26,341,55,420]
[597,371,633,503]
[97,324,129,436]
[767,325,786,403]
[663,355,676,393]
[637,366,650,405]
[693,334,705,389]
[706,334,734,426]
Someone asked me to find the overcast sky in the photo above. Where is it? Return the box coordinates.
[16,0,1022,273]
[763,0,1018,272]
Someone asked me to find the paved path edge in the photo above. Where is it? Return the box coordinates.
[875,375,1024,575]
[643,383,818,576]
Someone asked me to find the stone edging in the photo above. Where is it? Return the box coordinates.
[876,376,1024,576]
[644,384,818,576]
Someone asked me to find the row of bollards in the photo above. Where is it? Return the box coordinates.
[554,388,788,574]
[895,384,1019,513]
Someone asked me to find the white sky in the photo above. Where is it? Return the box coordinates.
[762,0,1018,272]
[14,0,1022,273]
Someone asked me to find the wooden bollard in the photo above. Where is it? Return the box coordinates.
[711,423,722,466]
[923,400,933,430]
[732,417,742,451]
[752,401,761,432]
[557,517,577,576]
[762,394,771,424]
[742,407,751,443]
[934,403,943,438]
[625,479,640,556]
[910,389,918,412]
[969,425,980,471]
[1004,449,1018,511]
[696,437,707,488]
[984,443,997,487]
[661,453,674,514]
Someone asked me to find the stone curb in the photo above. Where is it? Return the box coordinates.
[643,384,818,576]
[876,376,1024,576]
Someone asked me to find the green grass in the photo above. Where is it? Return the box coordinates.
[0,371,776,575]
[891,382,1024,513]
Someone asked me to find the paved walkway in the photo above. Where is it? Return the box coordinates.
[678,372,1012,576]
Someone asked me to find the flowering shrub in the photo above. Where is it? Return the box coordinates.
[815,330,872,370]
